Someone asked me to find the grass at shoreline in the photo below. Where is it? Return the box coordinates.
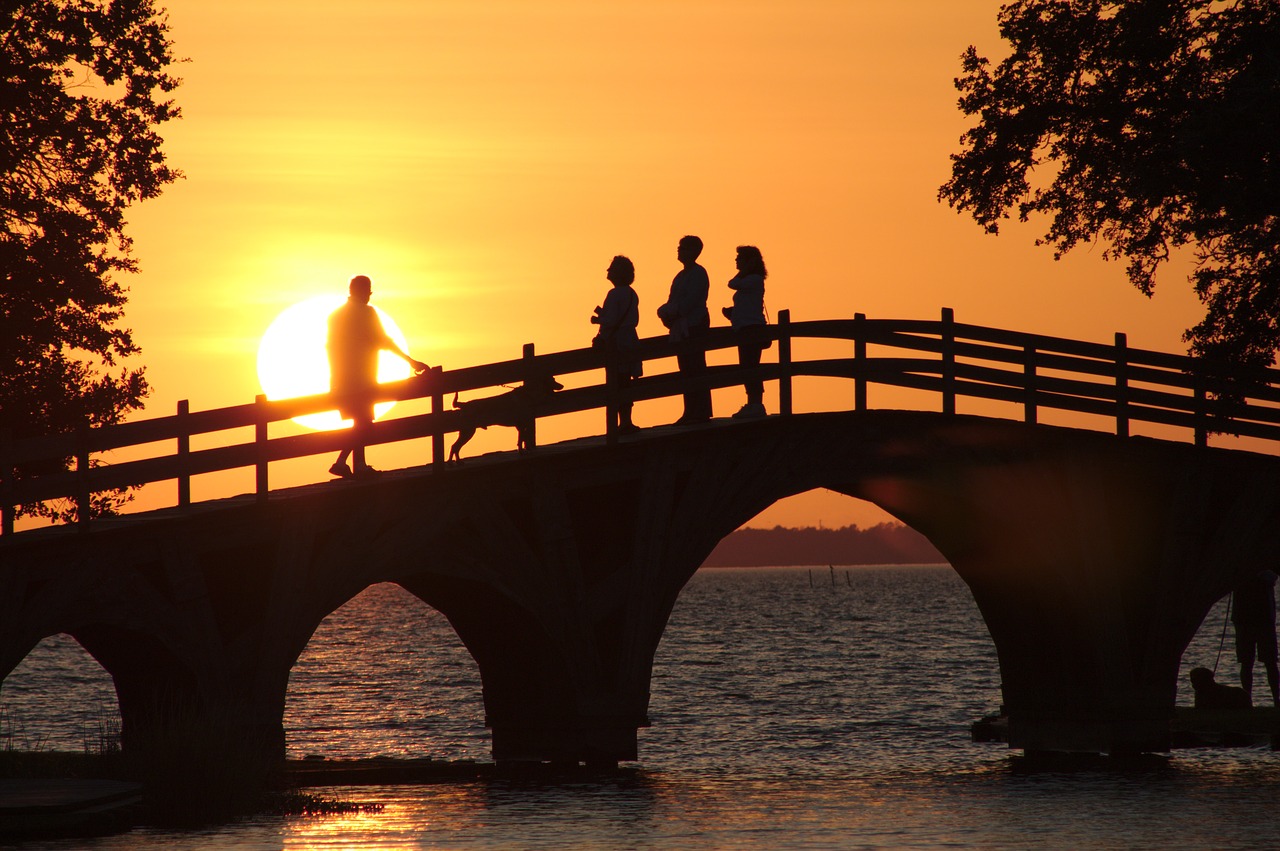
[0,749,127,780]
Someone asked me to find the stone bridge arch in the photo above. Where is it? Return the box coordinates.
[0,542,231,754]
[5,409,1279,764]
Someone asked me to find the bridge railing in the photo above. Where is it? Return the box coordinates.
[5,308,1280,536]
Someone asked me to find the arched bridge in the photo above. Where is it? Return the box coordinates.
[4,310,1280,763]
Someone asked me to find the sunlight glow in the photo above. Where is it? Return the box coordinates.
[256,295,411,431]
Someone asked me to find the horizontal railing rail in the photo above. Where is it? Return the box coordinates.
[5,307,1280,536]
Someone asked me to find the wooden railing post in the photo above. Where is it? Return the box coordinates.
[430,366,445,469]
[177,399,191,507]
[255,394,268,502]
[75,419,90,529]
[1194,374,1208,448]
[1,428,12,536]
[523,342,539,447]
[1024,342,1037,424]
[854,313,867,412]
[778,310,792,416]
[1115,333,1129,438]
[605,351,618,446]
[941,307,956,416]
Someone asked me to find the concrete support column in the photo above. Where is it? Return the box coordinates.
[71,622,285,811]
[398,572,649,766]
[953,558,1186,754]
[80,637,284,763]
[857,424,1280,755]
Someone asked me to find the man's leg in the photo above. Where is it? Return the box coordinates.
[677,342,710,422]
[1238,642,1257,700]
[1261,632,1280,705]
[689,326,712,420]
[352,413,373,472]
[1264,660,1280,706]
[330,400,356,476]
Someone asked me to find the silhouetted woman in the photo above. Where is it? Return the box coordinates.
[723,245,768,418]
[592,255,641,432]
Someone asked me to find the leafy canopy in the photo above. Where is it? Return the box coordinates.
[939,0,1279,368]
[1,0,181,521]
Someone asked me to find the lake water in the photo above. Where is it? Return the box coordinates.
[3,565,1278,849]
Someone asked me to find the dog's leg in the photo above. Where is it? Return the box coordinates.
[517,415,534,452]
[449,426,476,463]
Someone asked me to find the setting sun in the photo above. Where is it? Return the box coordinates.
[256,295,412,430]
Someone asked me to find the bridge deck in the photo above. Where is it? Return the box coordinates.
[2,419,732,545]
[7,309,1280,537]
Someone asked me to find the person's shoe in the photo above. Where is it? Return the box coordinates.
[329,462,353,478]
[353,464,380,477]
[618,423,640,434]
[732,402,766,419]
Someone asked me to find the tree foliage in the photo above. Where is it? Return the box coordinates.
[939,0,1279,368]
[1,0,181,521]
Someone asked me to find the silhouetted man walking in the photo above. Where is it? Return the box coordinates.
[327,275,427,478]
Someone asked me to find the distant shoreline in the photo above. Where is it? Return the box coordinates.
[702,523,945,567]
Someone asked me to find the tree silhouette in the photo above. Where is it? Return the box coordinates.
[1,1,181,522]
[939,0,1278,368]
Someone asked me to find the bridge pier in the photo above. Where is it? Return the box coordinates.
[856,418,1280,754]
[372,442,737,768]
[396,572,649,766]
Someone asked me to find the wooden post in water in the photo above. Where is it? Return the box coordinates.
[177,399,191,507]
[255,394,268,502]
[941,308,956,416]
[1115,333,1129,438]
[778,310,792,416]
[854,313,867,412]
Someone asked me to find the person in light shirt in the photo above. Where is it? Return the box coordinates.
[327,274,427,478]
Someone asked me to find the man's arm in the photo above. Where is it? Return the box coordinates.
[375,319,428,374]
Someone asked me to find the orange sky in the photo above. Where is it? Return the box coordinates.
[115,1,1208,528]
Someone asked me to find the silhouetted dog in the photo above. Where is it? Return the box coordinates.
[449,374,564,462]
[1189,667,1251,710]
